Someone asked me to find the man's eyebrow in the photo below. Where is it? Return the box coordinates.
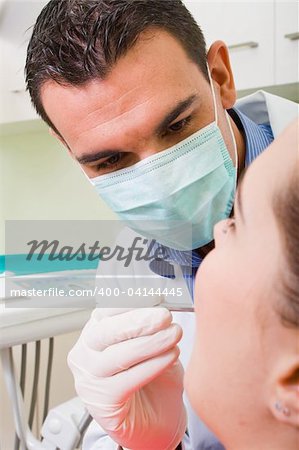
[236,168,247,223]
[76,94,199,164]
[155,94,199,135]
[76,150,120,165]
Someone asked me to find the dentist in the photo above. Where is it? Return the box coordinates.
[25,1,298,449]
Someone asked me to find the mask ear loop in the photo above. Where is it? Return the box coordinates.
[206,64,238,184]
[226,111,238,181]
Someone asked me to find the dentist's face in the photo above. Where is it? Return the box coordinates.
[40,29,237,179]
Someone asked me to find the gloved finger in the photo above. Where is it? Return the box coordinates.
[72,346,182,406]
[85,323,182,377]
[84,307,172,351]
[111,346,181,401]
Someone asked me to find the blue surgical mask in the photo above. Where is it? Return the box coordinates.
[90,67,238,251]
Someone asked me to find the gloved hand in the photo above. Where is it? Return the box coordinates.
[67,307,186,450]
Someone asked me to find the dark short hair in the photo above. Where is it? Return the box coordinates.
[275,167,299,328]
[25,0,208,134]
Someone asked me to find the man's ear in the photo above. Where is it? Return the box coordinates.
[269,357,299,428]
[207,40,236,110]
[49,127,72,154]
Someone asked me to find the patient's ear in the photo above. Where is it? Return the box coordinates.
[269,358,299,428]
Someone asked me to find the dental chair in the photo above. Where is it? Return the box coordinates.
[1,341,92,450]
[0,267,96,450]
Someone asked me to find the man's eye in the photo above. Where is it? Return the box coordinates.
[107,154,121,165]
[97,153,123,170]
[167,116,192,133]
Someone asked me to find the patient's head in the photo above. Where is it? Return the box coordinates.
[185,120,299,450]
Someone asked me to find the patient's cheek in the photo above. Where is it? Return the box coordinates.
[184,363,194,407]
[184,342,201,414]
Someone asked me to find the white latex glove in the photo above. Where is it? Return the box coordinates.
[67,307,186,450]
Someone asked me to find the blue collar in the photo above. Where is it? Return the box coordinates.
[232,107,274,166]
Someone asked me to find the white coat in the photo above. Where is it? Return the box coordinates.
[83,91,298,450]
